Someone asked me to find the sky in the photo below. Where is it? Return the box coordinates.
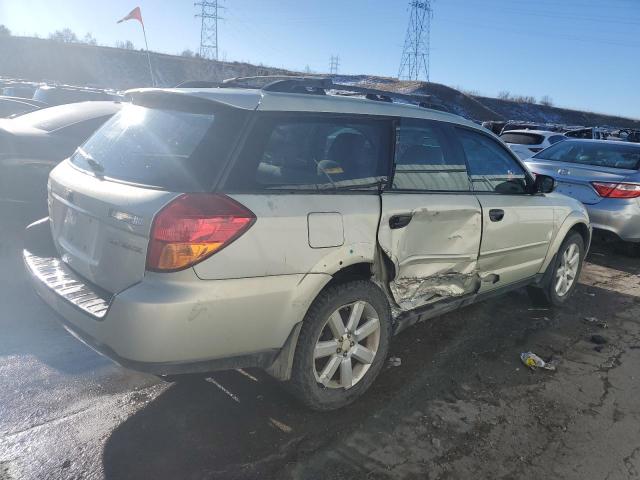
[1,0,638,119]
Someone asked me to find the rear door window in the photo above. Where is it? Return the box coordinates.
[70,104,246,191]
[457,128,530,194]
[392,119,470,191]
[225,114,391,191]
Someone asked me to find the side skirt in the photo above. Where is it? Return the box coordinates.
[393,273,545,335]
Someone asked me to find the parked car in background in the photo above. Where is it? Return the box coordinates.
[481,120,506,135]
[1,82,38,99]
[24,79,590,410]
[565,127,611,140]
[501,129,567,159]
[0,96,48,118]
[500,122,563,133]
[33,85,123,106]
[525,139,640,252]
[0,101,122,212]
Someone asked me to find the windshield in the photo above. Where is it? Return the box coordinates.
[533,140,640,170]
[70,104,245,191]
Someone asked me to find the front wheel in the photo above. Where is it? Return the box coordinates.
[529,232,585,307]
[287,280,391,411]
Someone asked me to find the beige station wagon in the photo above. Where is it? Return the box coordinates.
[24,77,591,410]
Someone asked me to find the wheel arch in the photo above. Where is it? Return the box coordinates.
[265,261,380,381]
[568,222,591,252]
[540,212,591,274]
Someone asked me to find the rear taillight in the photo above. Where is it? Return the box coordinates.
[592,182,640,199]
[147,193,256,272]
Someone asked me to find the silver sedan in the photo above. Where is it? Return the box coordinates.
[525,139,640,244]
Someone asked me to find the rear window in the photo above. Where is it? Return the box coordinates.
[224,114,390,191]
[533,140,640,170]
[500,132,544,145]
[70,104,246,191]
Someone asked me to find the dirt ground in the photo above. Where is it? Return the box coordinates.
[1,210,639,480]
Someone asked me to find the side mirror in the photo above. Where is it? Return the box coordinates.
[533,174,556,194]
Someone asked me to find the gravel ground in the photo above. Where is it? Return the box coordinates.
[1,209,639,480]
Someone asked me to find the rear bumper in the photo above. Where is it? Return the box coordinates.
[24,218,330,375]
[586,198,640,243]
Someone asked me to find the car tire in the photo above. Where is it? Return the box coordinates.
[529,232,585,307]
[286,280,391,411]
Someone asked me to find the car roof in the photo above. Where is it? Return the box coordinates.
[6,101,122,133]
[501,129,560,136]
[126,87,479,130]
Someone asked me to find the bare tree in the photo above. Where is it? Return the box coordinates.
[115,40,135,50]
[49,28,78,43]
[511,95,536,104]
[181,49,195,57]
[540,95,554,107]
[497,90,511,100]
[0,25,11,36]
[83,32,97,45]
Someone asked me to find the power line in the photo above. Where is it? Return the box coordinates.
[398,1,433,82]
[329,55,340,75]
[195,1,224,61]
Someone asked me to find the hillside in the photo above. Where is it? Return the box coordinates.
[475,96,640,129]
[0,35,637,129]
[0,35,288,89]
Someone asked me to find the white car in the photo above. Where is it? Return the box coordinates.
[500,129,567,160]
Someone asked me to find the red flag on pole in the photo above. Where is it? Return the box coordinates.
[116,6,155,87]
[117,7,143,25]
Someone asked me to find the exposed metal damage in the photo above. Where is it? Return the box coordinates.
[390,271,481,311]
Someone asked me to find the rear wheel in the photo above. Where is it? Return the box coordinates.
[529,232,584,307]
[287,280,391,411]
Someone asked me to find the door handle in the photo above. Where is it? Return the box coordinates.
[389,213,413,229]
[489,209,505,222]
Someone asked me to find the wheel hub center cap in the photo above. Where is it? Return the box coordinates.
[339,335,352,354]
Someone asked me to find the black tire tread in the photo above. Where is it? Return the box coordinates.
[285,280,391,411]
[529,232,584,307]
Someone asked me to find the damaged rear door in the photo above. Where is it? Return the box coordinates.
[377,118,481,311]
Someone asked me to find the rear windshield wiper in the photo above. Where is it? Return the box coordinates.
[75,147,104,175]
[326,178,388,191]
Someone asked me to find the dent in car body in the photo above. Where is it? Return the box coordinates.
[390,270,481,311]
[377,200,483,312]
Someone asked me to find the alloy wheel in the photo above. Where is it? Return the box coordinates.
[555,242,580,297]
[313,301,381,390]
